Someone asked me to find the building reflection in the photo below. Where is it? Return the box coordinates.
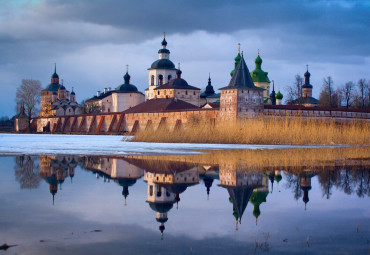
[28,152,369,238]
[39,155,78,204]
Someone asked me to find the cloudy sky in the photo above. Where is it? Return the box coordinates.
[0,0,369,117]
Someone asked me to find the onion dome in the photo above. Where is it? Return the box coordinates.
[230,43,242,77]
[302,65,313,88]
[116,70,139,92]
[250,191,268,225]
[250,51,270,83]
[202,74,215,97]
[71,90,75,95]
[149,202,174,214]
[59,84,66,90]
[275,90,283,100]
[150,59,176,69]
[274,174,282,183]
[52,72,59,79]
[162,37,167,47]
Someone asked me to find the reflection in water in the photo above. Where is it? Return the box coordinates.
[15,147,368,240]
[5,148,369,254]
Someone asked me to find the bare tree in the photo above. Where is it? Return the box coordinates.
[15,79,42,131]
[357,79,368,109]
[319,76,335,107]
[14,155,41,189]
[341,81,354,109]
[285,74,303,105]
[81,99,102,114]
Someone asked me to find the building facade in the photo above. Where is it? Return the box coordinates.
[39,65,81,117]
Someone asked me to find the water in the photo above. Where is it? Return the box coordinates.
[0,151,369,254]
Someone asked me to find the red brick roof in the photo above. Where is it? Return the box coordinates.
[123,98,200,114]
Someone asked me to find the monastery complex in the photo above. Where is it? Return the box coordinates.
[15,34,370,133]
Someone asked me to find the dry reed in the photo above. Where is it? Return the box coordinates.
[127,146,370,172]
[133,117,370,145]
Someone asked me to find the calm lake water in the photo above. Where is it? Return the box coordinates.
[0,150,369,254]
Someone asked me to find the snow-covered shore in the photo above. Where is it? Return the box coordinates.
[0,133,341,156]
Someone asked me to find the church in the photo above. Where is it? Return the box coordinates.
[39,65,81,117]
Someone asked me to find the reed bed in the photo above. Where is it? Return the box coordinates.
[127,146,370,173]
[133,117,370,145]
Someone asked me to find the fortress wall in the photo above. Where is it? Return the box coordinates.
[34,107,368,134]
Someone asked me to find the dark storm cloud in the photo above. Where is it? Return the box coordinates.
[43,0,369,54]
[0,0,369,117]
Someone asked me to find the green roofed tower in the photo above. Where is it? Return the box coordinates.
[250,50,271,101]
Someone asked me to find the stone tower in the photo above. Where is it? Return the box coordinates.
[219,55,265,121]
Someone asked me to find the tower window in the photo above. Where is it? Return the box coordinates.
[158,75,163,86]
[168,75,172,82]
[185,91,188,95]
[149,185,153,196]
[151,75,154,85]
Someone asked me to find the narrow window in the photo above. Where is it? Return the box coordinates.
[158,75,163,86]
[168,75,172,82]
[151,75,154,85]
[149,185,153,196]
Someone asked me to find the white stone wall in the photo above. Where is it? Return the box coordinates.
[112,92,144,112]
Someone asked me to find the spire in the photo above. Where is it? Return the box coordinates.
[124,65,131,84]
[176,63,182,78]
[54,63,56,74]
[159,223,165,240]
[230,43,242,77]
[53,194,55,205]
[161,32,167,48]
[222,55,262,90]
[270,80,276,105]
[303,65,312,88]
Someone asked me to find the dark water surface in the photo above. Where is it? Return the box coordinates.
[0,152,369,255]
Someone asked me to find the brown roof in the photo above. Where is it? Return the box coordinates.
[123,98,200,114]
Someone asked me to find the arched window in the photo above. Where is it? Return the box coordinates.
[158,75,163,86]
[168,75,172,82]
[185,91,188,95]
[151,75,154,85]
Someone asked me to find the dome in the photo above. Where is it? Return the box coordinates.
[116,72,139,92]
[162,37,167,46]
[250,53,270,83]
[255,55,262,65]
[275,90,283,100]
[274,174,282,183]
[116,83,139,92]
[171,78,188,87]
[116,178,137,187]
[51,72,59,79]
[59,85,66,90]
[149,202,174,213]
[71,91,75,95]
[150,59,176,70]
[235,53,241,62]
[45,83,61,92]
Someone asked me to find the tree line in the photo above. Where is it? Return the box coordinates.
[286,75,369,109]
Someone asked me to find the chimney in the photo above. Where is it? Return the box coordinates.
[97,91,100,96]
[108,87,111,91]
[104,88,107,94]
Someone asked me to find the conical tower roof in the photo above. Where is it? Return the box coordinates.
[220,55,264,91]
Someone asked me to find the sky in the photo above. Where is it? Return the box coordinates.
[0,0,369,117]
